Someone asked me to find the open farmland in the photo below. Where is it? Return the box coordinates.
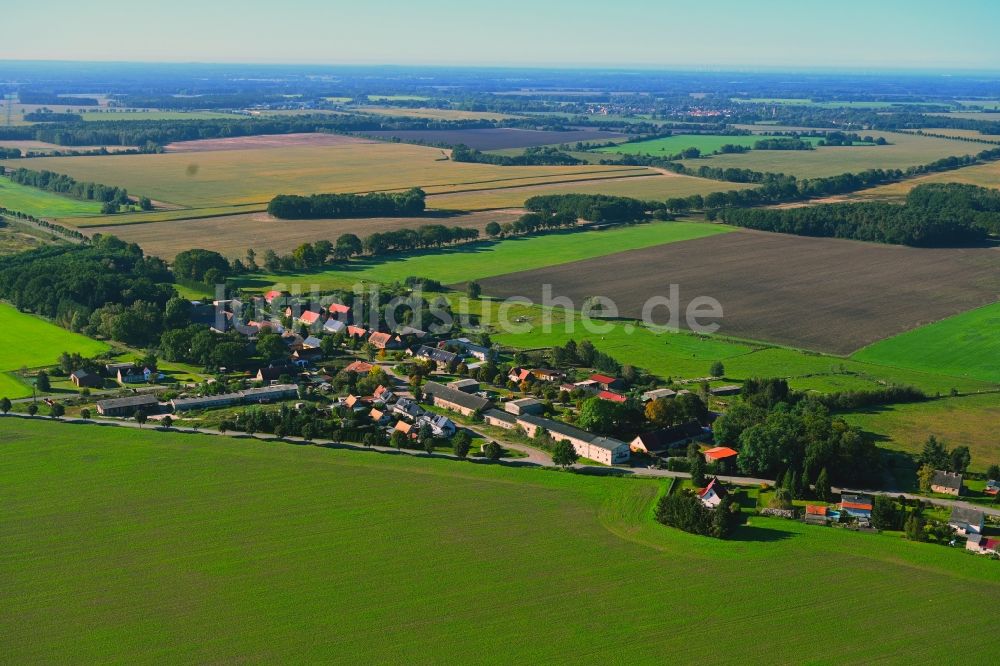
[357,106,518,121]
[3,418,998,663]
[843,393,1000,472]
[596,134,824,156]
[3,142,641,209]
[358,128,625,150]
[79,110,237,121]
[162,132,374,152]
[852,302,1000,384]
[478,230,1000,355]
[0,178,104,218]
[426,172,749,211]
[0,304,109,398]
[487,304,997,395]
[853,159,1000,199]
[235,221,734,292]
[85,209,524,258]
[677,131,980,178]
[0,140,137,154]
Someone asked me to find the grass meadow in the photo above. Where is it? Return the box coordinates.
[2,418,998,663]
[596,134,824,156]
[0,303,109,398]
[844,393,1000,472]
[855,159,1000,200]
[486,305,998,395]
[677,131,978,179]
[4,143,641,208]
[0,178,104,218]
[237,221,734,291]
[852,302,1000,384]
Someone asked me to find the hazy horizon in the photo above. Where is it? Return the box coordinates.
[6,0,1000,71]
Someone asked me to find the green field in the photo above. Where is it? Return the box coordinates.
[487,305,998,395]
[678,131,978,179]
[730,98,939,109]
[0,178,104,218]
[596,134,824,156]
[2,418,997,662]
[238,221,734,291]
[843,393,1000,472]
[0,303,109,398]
[852,302,1000,384]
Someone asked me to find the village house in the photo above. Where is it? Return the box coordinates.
[840,493,873,518]
[629,421,709,456]
[117,365,155,385]
[302,335,323,349]
[482,408,517,430]
[369,408,390,426]
[515,413,630,465]
[965,534,1000,556]
[343,360,374,375]
[703,446,739,464]
[948,506,985,535]
[709,385,742,396]
[263,290,288,305]
[418,413,457,438]
[95,394,160,417]
[422,381,492,417]
[508,367,534,384]
[589,373,624,391]
[323,318,346,335]
[504,397,544,416]
[804,504,830,525]
[326,302,351,320]
[698,478,728,508]
[641,388,677,402]
[391,397,424,420]
[596,390,626,403]
[440,338,493,362]
[930,470,963,496]
[447,378,480,394]
[413,345,460,369]
[368,331,404,350]
[393,420,415,439]
[70,369,103,389]
[531,368,564,383]
[346,325,369,340]
[256,365,294,384]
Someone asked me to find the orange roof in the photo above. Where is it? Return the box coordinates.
[264,290,285,303]
[597,390,626,403]
[394,421,413,433]
[344,361,373,374]
[370,408,384,420]
[590,374,617,384]
[327,303,351,314]
[704,446,738,461]
[369,331,393,348]
[805,505,828,516]
[841,501,872,511]
[347,325,368,338]
[298,310,321,325]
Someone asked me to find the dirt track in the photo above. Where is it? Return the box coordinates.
[478,229,1000,354]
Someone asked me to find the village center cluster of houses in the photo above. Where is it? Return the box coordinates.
[80,292,1000,557]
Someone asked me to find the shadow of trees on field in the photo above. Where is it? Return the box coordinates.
[729,523,797,543]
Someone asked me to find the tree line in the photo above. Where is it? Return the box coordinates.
[720,183,996,247]
[524,193,654,223]
[267,188,426,219]
[450,144,584,166]
[5,167,131,206]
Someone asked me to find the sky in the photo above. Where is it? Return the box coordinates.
[4,0,1000,71]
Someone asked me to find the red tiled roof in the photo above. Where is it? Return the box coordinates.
[841,501,873,511]
[704,446,738,461]
[298,310,321,325]
[264,290,285,303]
[590,374,616,384]
[805,505,828,516]
[597,390,626,403]
[327,303,351,314]
[369,331,392,348]
[347,326,368,338]
[344,361,373,374]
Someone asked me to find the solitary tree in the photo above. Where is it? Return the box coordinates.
[422,437,436,455]
[709,361,725,378]
[49,402,65,418]
[552,440,579,468]
[161,414,173,429]
[80,408,91,420]
[391,430,407,450]
[466,281,482,300]
[917,464,936,492]
[482,440,503,461]
[134,409,147,428]
[987,464,1000,481]
[452,431,472,459]
[949,445,971,474]
[35,371,50,392]
[0,397,10,414]
[27,403,38,417]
